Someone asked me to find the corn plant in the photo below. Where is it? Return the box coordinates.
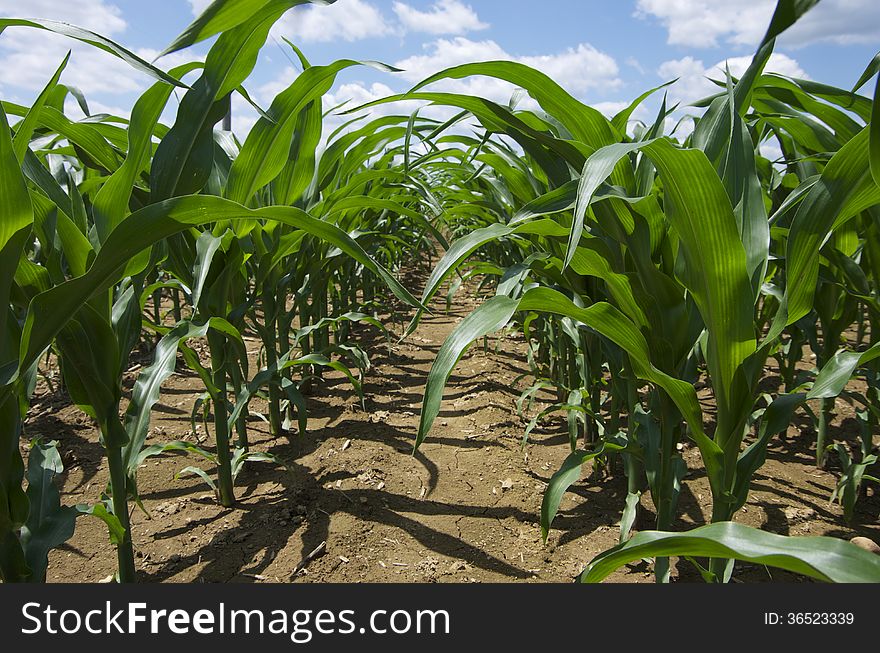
[406,0,880,582]
[0,0,430,582]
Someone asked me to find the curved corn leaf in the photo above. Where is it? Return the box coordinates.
[579,521,880,583]
[162,0,334,56]
[541,442,627,542]
[122,318,243,480]
[176,466,218,498]
[77,503,125,546]
[807,342,880,400]
[19,440,79,582]
[407,60,620,148]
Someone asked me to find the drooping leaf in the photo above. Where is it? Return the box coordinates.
[579,522,880,583]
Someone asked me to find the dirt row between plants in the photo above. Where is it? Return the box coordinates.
[26,283,880,583]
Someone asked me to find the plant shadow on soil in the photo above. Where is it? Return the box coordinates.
[30,280,880,583]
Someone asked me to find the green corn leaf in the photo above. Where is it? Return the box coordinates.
[21,150,74,221]
[807,343,880,399]
[19,440,80,582]
[870,72,880,187]
[134,441,218,471]
[77,503,126,546]
[0,102,34,375]
[54,304,121,431]
[541,443,626,542]
[852,51,880,92]
[0,104,34,253]
[273,99,322,206]
[122,318,243,480]
[407,60,621,149]
[191,231,224,311]
[176,466,218,498]
[510,179,578,224]
[281,378,308,436]
[0,394,28,582]
[722,77,770,295]
[642,139,755,441]
[161,0,334,56]
[570,140,652,268]
[579,521,880,583]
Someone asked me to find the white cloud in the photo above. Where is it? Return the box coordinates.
[65,96,131,120]
[0,0,127,32]
[635,0,772,48]
[325,80,419,125]
[0,0,209,104]
[271,0,392,43]
[392,0,488,35]
[658,53,807,106]
[635,0,880,48]
[0,1,145,97]
[0,39,146,96]
[519,45,620,95]
[592,101,630,118]
[625,56,646,75]
[393,37,620,105]
[187,0,212,16]
[325,80,398,108]
[782,0,880,47]
[656,56,709,101]
[759,139,783,162]
[255,66,299,105]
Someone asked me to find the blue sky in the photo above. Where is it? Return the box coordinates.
[0,0,877,136]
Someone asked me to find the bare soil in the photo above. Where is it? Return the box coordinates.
[23,276,880,583]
